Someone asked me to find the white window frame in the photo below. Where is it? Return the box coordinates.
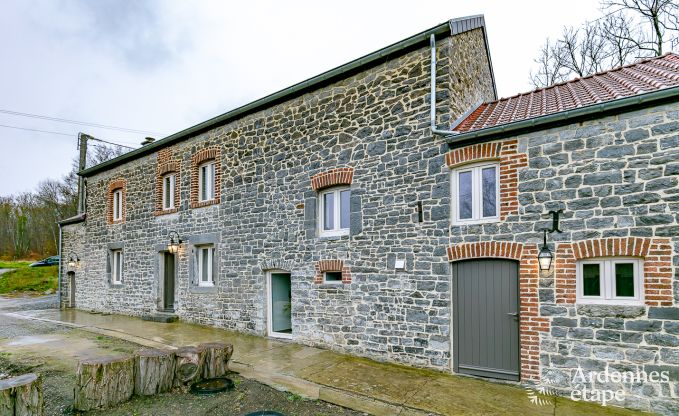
[450,162,500,225]
[318,187,350,237]
[576,257,644,305]
[197,245,214,287]
[111,250,123,284]
[112,189,123,221]
[198,161,216,202]
[323,271,343,284]
[162,174,176,210]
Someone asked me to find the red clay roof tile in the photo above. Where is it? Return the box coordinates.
[453,53,679,133]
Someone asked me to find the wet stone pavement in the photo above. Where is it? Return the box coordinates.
[1,296,647,415]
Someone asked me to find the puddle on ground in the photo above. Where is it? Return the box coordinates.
[6,336,59,346]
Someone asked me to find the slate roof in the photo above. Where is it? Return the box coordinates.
[453,53,679,133]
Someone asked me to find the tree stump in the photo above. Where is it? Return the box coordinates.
[173,346,205,387]
[199,342,234,379]
[134,349,175,396]
[74,355,134,411]
[0,373,43,416]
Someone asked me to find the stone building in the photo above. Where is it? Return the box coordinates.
[58,13,679,413]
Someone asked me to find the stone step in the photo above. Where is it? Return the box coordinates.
[141,312,178,323]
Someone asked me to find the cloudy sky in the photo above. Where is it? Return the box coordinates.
[0,0,602,195]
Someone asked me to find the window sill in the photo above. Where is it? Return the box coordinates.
[451,217,500,226]
[576,299,644,306]
[155,208,180,216]
[190,199,219,209]
[318,283,348,289]
[318,232,350,241]
[109,283,124,288]
[190,285,217,294]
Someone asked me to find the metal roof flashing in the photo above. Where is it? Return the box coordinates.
[79,15,492,177]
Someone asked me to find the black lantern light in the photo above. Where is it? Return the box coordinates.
[538,229,553,271]
[537,210,563,271]
[168,231,182,254]
[67,251,80,268]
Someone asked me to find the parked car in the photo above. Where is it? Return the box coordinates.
[29,256,60,267]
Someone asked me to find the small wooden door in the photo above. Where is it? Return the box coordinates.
[452,259,520,381]
[163,253,175,311]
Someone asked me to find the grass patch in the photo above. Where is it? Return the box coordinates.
[0,264,57,294]
[0,261,31,269]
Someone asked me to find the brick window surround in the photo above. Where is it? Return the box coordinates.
[314,260,352,284]
[155,160,180,215]
[445,140,526,220]
[190,147,221,209]
[447,241,546,382]
[555,237,673,306]
[106,179,126,224]
[311,167,354,191]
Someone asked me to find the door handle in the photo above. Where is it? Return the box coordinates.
[507,312,519,318]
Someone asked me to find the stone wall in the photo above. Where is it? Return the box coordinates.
[59,221,85,308]
[446,101,679,413]
[66,27,495,371]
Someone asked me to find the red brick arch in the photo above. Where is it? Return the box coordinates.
[311,168,353,191]
[314,259,351,284]
[155,160,180,216]
[190,147,221,208]
[555,237,673,306]
[106,178,126,224]
[447,241,525,262]
[445,139,527,220]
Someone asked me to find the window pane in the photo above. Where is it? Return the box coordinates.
[615,263,635,297]
[325,271,342,282]
[482,167,497,217]
[324,192,334,230]
[201,166,207,201]
[201,248,208,282]
[458,171,472,219]
[209,163,215,199]
[164,177,171,208]
[340,190,350,229]
[582,264,600,296]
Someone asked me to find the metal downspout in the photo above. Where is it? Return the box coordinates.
[57,224,62,309]
[430,34,459,137]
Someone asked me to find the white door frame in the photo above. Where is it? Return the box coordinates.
[266,270,293,339]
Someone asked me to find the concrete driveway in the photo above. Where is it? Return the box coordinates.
[2,300,644,416]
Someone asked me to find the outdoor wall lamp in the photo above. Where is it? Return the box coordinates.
[537,210,563,271]
[167,231,182,254]
[67,252,80,268]
[538,230,553,271]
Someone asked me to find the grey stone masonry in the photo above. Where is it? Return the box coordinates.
[64,28,495,371]
[62,20,679,413]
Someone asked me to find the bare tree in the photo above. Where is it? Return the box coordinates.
[530,0,679,87]
[0,140,129,259]
[604,0,679,55]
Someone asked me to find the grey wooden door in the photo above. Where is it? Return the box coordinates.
[163,253,175,311]
[452,259,519,381]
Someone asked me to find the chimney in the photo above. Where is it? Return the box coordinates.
[141,137,155,146]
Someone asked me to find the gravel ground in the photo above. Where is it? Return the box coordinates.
[0,294,58,312]
[0,314,69,338]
